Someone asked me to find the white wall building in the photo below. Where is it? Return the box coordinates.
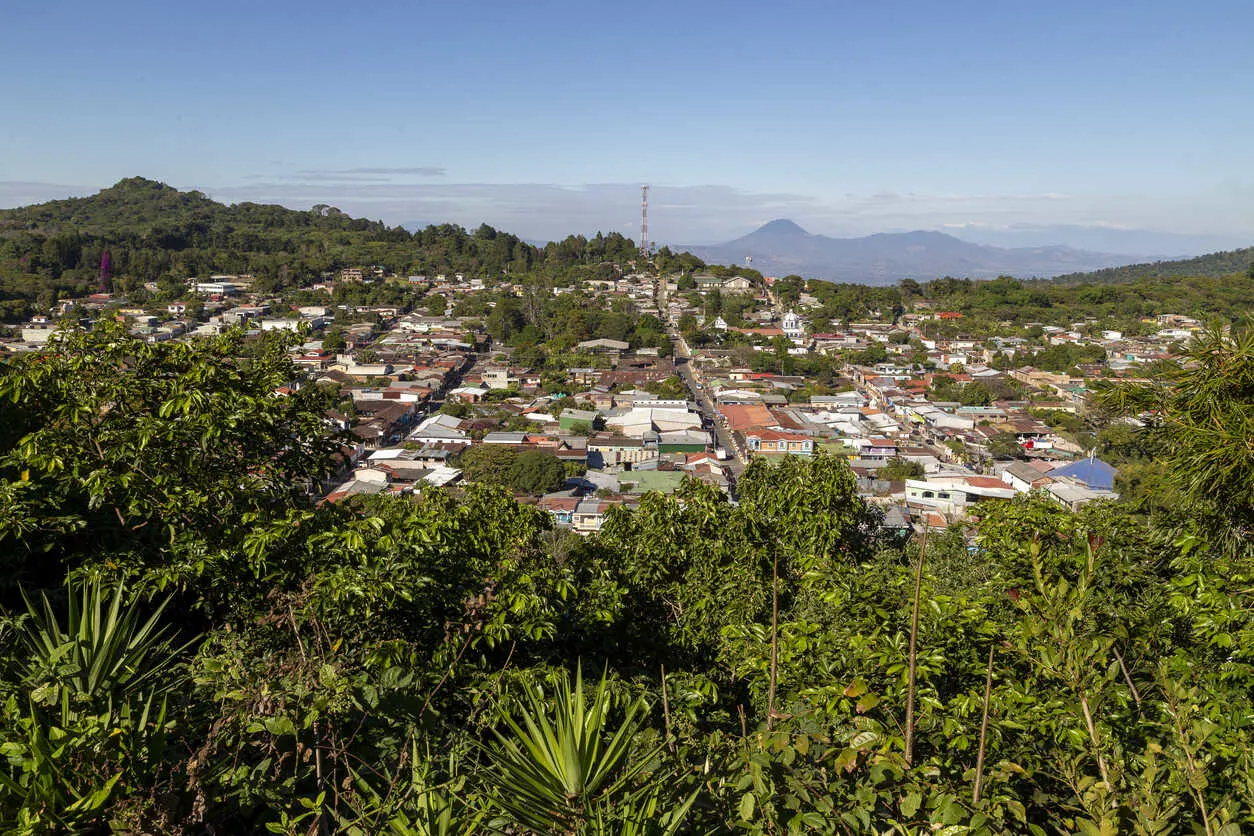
[782,310,806,341]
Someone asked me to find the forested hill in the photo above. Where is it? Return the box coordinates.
[0,177,664,318]
[1049,245,1254,285]
[0,176,413,251]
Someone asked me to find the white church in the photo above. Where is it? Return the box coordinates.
[782,310,806,342]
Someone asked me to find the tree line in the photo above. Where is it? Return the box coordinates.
[0,178,674,322]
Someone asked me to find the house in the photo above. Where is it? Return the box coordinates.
[192,281,240,296]
[587,435,655,468]
[880,504,914,534]
[576,338,630,354]
[260,318,303,332]
[412,447,454,467]
[570,368,601,386]
[714,389,765,405]
[603,407,701,438]
[483,431,530,446]
[1001,460,1054,494]
[446,385,488,403]
[572,500,611,533]
[657,429,710,453]
[588,390,616,411]
[746,430,813,456]
[539,493,581,526]
[905,476,1016,518]
[858,438,899,462]
[683,455,732,491]
[1046,479,1119,511]
[628,394,688,410]
[810,392,867,409]
[408,413,471,447]
[558,408,598,431]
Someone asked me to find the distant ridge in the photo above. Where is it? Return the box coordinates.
[1048,246,1254,285]
[683,219,1152,284]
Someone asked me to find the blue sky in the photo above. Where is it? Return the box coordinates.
[3,0,1253,252]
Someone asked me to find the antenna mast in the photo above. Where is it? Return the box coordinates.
[639,184,649,257]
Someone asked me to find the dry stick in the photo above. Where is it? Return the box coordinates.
[973,643,995,805]
[1079,693,1113,792]
[767,547,781,731]
[904,527,928,768]
[1112,645,1142,707]
[660,664,676,754]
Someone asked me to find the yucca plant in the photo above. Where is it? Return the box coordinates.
[2,582,188,831]
[16,580,186,711]
[484,664,694,835]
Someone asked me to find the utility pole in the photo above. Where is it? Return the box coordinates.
[639,184,649,257]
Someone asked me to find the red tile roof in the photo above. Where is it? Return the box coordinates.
[965,476,1008,489]
[720,403,773,431]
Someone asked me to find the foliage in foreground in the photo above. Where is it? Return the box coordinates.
[2,325,1253,833]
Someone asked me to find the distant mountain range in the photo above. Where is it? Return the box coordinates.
[943,224,1251,257]
[682,219,1157,284]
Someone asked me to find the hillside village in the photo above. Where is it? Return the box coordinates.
[4,261,1207,538]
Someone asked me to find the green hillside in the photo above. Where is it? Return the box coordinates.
[0,177,646,320]
[911,269,1254,328]
[1050,246,1254,284]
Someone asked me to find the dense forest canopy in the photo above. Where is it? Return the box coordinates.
[911,271,1254,326]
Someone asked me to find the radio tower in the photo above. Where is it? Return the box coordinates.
[639,184,649,257]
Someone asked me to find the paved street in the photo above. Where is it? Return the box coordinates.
[658,275,748,478]
[671,335,748,478]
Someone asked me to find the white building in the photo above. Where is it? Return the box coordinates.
[192,281,240,296]
[782,310,806,341]
[905,476,1016,518]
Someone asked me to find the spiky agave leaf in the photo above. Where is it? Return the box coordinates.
[17,580,188,709]
[484,663,667,833]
